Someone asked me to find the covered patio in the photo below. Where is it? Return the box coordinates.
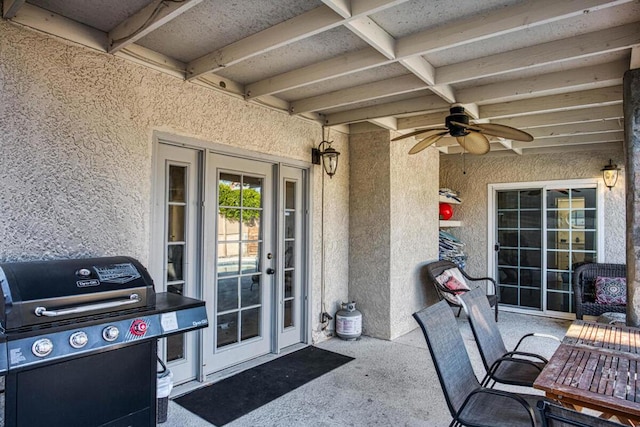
[163,310,570,426]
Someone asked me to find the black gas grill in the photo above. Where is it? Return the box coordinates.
[0,256,208,427]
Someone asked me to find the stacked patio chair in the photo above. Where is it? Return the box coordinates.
[425,260,499,322]
[459,287,560,388]
[537,400,624,427]
[413,300,552,427]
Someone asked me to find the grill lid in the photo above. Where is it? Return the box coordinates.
[0,256,155,331]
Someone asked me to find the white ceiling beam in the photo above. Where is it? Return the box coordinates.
[190,0,407,81]
[457,60,627,105]
[495,139,524,155]
[396,0,632,57]
[108,0,202,54]
[494,105,623,129]
[321,0,351,18]
[397,104,623,130]
[324,95,450,125]
[7,3,106,50]
[290,74,426,114]
[188,6,343,80]
[437,23,640,85]
[345,16,396,59]
[2,0,25,19]
[527,120,623,138]
[480,86,623,119]
[513,132,625,149]
[399,57,457,103]
[245,1,631,101]
[397,111,450,130]
[246,47,387,99]
[115,43,187,79]
[368,117,398,130]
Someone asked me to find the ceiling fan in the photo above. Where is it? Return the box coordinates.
[392,104,534,155]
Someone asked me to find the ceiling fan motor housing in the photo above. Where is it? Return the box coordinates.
[446,106,470,137]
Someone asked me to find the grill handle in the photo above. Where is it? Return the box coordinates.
[34,294,141,317]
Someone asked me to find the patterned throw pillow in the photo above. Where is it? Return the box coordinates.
[595,276,626,305]
[435,268,470,304]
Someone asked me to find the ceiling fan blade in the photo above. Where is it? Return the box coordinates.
[456,132,490,154]
[391,127,447,142]
[474,123,534,142]
[408,131,448,154]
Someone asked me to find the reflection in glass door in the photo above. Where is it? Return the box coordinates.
[216,172,264,348]
[496,190,543,309]
[546,188,597,312]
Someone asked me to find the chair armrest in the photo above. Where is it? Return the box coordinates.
[513,333,560,352]
[459,270,498,296]
[456,388,535,427]
[502,350,548,364]
[488,355,545,377]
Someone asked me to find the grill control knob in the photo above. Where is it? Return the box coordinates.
[32,338,53,357]
[130,319,148,336]
[69,331,88,349]
[102,325,120,342]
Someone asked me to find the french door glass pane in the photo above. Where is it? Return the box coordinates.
[216,172,264,349]
[167,165,187,362]
[283,180,296,330]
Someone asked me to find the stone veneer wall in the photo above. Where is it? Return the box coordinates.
[440,150,626,279]
[0,20,349,343]
[349,128,438,340]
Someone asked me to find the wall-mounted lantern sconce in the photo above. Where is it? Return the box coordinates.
[312,129,340,178]
[601,159,620,191]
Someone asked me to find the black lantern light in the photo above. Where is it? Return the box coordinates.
[601,159,620,191]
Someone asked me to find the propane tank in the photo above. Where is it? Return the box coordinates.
[335,301,362,340]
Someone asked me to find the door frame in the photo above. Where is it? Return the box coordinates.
[487,178,605,318]
[150,131,313,381]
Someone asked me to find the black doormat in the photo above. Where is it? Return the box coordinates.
[174,346,354,426]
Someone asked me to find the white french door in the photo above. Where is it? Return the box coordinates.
[152,143,201,384]
[203,155,275,371]
[153,142,310,381]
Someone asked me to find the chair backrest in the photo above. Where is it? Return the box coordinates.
[459,287,508,372]
[413,300,481,417]
[425,260,468,305]
[537,400,622,427]
[572,263,626,303]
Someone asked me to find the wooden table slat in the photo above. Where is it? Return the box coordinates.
[535,321,640,424]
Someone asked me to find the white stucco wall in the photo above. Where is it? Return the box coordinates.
[440,150,626,278]
[0,20,349,343]
[349,129,438,340]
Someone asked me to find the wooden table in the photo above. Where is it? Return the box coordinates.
[534,321,640,426]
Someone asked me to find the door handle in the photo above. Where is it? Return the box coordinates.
[494,243,500,252]
[266,268,275,275]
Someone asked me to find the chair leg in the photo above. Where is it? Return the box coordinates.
[456,306,463,317]
[495,304,498,322]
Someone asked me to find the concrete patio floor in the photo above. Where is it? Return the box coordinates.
[164,310,571,427]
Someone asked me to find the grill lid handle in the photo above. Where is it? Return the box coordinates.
[34,294,140,317]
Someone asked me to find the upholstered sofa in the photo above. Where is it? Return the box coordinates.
[572,262,626,320]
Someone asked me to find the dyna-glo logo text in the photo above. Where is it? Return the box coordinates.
[192,319,208,327]
[77,279,100,287]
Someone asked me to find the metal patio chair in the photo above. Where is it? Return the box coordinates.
[459,287,560,388]
[413,300,552,427]
[537,400,624,427]
[425,260,499,322]
[572,262,626,320]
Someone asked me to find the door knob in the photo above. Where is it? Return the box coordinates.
[266,268,275,275]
